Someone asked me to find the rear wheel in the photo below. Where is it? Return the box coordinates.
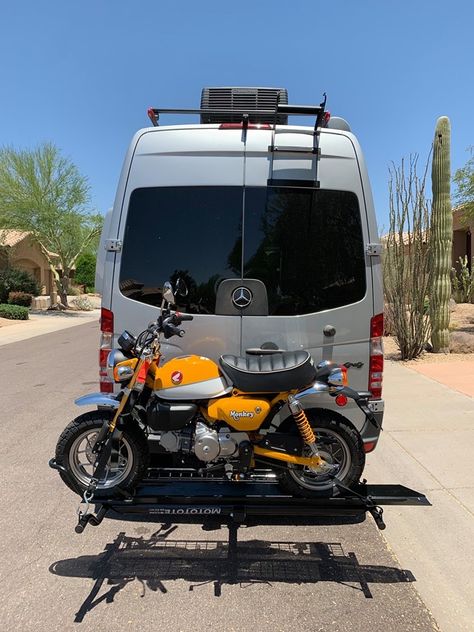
[278,412,365,497]
[55,410,149,497]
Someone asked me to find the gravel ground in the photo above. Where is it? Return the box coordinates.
[385,302,474,364]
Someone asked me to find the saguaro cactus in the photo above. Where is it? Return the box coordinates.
[429,116,452,353]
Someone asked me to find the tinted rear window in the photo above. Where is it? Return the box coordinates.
[119,186,366,314]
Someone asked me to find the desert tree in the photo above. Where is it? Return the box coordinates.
[0,143,102,306]
[383,155,432,360]
[453,146,474,221]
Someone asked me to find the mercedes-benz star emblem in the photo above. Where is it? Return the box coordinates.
[232,287,253,309]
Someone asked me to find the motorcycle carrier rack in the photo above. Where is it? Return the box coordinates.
[49,462,429,535]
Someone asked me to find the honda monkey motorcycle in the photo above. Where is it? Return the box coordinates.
[54,281,379,503]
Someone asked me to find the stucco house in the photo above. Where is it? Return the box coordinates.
[0,229,57,295]
[381,206,472,271]
[452,206,473,270]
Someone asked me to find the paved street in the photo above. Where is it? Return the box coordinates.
[1,322,440,632]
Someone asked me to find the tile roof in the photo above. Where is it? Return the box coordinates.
[0,229,59,258]
[0,229,30,247]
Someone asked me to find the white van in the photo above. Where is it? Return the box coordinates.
[96,87,384,453]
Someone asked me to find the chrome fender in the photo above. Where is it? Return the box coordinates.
[74,393,119,409]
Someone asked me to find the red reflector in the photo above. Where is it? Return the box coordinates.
[100,381,114,393]
[335,394,348,407]
[147,108,158,126]
[323,111,331,126]
[370,313,384,338]
[100,308,114,333]
[363,441,377,453]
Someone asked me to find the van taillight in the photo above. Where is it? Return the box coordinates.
[100,308,114,333]
[369,313,384,400]
[99,308,114,393]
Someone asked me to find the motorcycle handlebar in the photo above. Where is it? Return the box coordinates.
[178,313,194,322]
[137,312,193,344]
[164,323,185,339]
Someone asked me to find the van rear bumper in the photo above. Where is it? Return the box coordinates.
[360,400,384,452]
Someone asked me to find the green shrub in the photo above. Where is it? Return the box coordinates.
[68,285,82,296]
[0,268,41,303]
[74,253,96,292]
[8,291,33,307]
[0,303,29,320]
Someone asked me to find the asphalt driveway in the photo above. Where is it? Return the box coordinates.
[0,322,439,632]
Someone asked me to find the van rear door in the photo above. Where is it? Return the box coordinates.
[113,127,246,359]
[239,128,374,392]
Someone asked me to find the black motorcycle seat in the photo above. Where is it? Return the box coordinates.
[219,350,317,393]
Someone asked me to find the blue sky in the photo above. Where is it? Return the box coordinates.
[1,0,472,230]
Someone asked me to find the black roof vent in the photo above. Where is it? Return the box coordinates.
[200,87,288,124]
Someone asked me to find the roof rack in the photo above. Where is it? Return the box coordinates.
[146,95,329,129]
[147,94,329,187]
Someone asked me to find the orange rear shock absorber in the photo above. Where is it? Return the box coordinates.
[288,396,339,476]
[287,395,323,463]
[288,395,316,444]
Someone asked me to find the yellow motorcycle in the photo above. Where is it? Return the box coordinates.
[54,282,378,501]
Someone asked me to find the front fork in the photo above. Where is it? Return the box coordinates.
[78,356,148,515]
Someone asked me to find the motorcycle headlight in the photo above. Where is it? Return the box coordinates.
[106,350,136,382]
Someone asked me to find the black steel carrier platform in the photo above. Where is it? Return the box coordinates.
[48,464,430,534]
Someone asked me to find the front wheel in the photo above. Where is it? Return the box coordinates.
[55,410,149,497]
[278,412,365,497]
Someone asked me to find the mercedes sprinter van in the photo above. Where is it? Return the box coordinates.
[96,87,384,451]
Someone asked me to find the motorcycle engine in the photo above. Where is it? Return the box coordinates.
[158,421,249,463]
[194,422,248,462]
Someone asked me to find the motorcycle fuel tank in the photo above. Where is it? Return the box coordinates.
[151,355,230,401]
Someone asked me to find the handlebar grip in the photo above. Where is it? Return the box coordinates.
[164,323,185,339]
[179,314,194,321]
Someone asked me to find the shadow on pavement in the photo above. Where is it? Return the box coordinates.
[49,523,416,623]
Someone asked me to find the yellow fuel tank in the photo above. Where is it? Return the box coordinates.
[149,355,229,400]
[207,396,271,431]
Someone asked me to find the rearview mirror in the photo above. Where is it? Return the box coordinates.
[175,277,188,297]
[162,281,175,305]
